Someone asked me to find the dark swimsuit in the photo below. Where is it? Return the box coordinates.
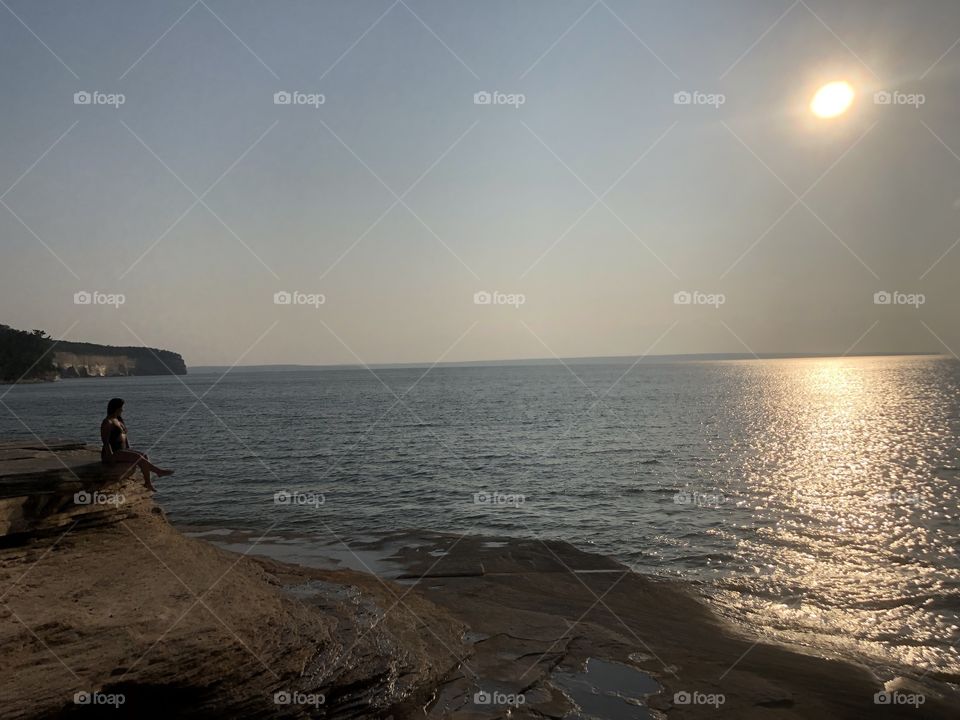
[101,420,128,463]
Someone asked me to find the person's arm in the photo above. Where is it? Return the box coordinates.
[100,419,113,457]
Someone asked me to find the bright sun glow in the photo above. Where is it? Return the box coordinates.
[810,81,855,118]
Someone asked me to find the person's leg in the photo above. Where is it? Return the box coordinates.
[138,459,157,492]
[119,449,172,475]
[110,450,173,489]
[135,453,172,477]
[108,456,141,483]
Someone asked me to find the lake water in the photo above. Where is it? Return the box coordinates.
[2,355,958,683]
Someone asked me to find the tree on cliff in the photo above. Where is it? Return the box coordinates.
[0,325,54,381]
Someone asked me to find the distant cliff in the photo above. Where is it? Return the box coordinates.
[54,341,186,377]
[0,324,186,381]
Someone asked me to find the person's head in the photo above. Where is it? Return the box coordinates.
[106,398,124,419]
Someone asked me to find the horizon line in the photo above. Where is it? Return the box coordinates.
[188,350,946,372]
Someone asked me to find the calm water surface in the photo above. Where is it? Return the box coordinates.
[2,356,958,681]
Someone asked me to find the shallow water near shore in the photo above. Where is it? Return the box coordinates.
[3,355,959,685]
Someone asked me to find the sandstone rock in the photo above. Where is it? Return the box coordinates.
[0,442,465,718]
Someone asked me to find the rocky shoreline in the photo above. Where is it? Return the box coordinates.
[0,441,954,718]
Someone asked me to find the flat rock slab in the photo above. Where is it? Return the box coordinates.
[0,441,145,539]
[210,529,960,719]
[370,532,625,579]
[0,440,121,499]
[401,534,959,719]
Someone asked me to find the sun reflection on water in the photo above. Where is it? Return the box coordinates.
[709,357,960,677]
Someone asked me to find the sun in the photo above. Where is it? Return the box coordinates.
[810,81,855,118]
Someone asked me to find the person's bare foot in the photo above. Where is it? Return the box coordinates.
[156,468,175,477]
[144,478,157,492]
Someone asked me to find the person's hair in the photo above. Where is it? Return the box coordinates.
[106,398,125,417]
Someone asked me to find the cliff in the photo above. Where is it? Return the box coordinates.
[54,341,186,377]
[0,324,187,380]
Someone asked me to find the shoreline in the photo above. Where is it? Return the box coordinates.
[2,441,956,718]
[181,523,960,698]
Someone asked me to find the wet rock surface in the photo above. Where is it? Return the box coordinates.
[2,441,957,718]
[265,532,959,719]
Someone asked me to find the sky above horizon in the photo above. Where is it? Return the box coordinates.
[2,0,960,366]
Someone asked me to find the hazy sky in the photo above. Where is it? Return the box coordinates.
[2,0,960,366]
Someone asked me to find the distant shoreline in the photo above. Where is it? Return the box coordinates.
[189,351,946,374]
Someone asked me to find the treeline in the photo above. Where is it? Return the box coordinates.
[0,325,54,381]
